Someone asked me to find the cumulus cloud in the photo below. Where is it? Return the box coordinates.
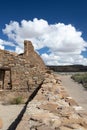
[0,39,15,50]
[2,18,87,65]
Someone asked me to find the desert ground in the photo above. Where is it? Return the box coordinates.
[59,73,87,112]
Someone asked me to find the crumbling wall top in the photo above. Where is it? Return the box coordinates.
[24,40,34,56]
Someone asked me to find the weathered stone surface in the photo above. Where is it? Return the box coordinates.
[59,126,74,130]
[37,125,54,130]
[59,90,69,99]
[16,73,87,130]
[39,102,58,112]
[65,97,78,106]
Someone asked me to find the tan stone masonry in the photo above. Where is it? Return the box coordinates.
[0,40,46,90]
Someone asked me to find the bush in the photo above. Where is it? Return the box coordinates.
[71,73,87,89]
[10,96,23,104]
[71,74,82,83]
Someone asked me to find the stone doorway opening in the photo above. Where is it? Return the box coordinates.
[0,68,12,90]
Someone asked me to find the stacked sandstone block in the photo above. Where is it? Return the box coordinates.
[17,73,87,130]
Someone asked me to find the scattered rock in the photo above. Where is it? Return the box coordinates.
[65,97,78,106]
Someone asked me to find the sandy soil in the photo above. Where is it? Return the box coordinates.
[0,103,24,130]
[59,74,87,112]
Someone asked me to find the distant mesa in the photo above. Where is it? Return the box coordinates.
[47,65,87,72]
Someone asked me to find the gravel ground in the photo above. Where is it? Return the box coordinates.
[0,103,24,130]
[59,74,87,112]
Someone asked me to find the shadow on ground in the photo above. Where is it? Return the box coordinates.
[7,82,43,130]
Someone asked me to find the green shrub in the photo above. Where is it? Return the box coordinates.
[10,96,23,104]
[83,83,87,88]
[71,74,82,83]
[71,73,87,89]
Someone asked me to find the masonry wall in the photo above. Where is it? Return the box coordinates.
[0,40,46,90]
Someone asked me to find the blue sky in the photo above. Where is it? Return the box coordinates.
[0,0,87,65]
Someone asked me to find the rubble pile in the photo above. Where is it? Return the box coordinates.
[17,73,87,130]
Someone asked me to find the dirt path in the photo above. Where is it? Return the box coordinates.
[59,74,87,112]
[0,103,24,130]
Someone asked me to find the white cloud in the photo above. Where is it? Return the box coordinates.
[2,18,87,65]
[41,53,87,65]
[15,46,24,54]
[0,44,4,50]
[0,39,15,46]
[0,39,15,50]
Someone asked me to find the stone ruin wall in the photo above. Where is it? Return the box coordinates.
[0,40,46,90]
[17,73,87,130]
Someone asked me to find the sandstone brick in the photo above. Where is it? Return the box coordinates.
[65,97,78,106]
[59,126,74,130]
[37,125,54,130]
[39,102,58,112]
[59,90,69,99]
